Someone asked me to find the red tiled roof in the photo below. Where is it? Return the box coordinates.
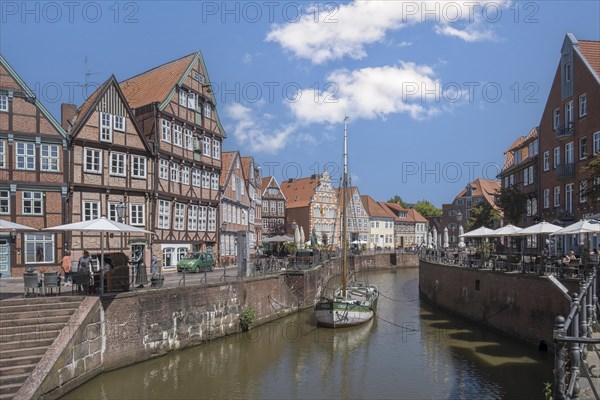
[579,40,600,77]
[261,176,272,189]
[407,208,428,223]
[220,151,236,187]
[381,201,408,213]
[120,53,196,109]
[280,176,320,208]
[455,178,500,210]
[360,195,393,218]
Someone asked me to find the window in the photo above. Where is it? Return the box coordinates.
[579,137,588,160]
[188,205,198,231]
[514,150,521,165]
[84,148,102,173]
[158,200,170,229]
[202,171,210,189]
[110,152,126,176]
[208,207,216,231]
[22,191,43,215]
[543,189,549,209]
[553,147,560,168]
[181,166,190,185]
[553,108,560,130]
[565,142,574,164]
[129,204,145,226]
[82,200,100,220]
[565,101,573,127]
[24,233,54,264]
[565,183,573,214]
[0,95,7,112]
[204,103,212,119]
[185,129,193,150]
[528,140,538,157]
[100,112,112,142]
[161,119,171,143]
[198,206,207,231]
[263,201,268,213]
[211,173,219,190]
[0,190,9,214]
[108,202,119,222]
[131,155,147,178]
[554,186,560,207]
[170,163,179,183]
[192,168,201,187]
[179,89,187,106]
[579,94,587,117]
[40,144,59,172]
[277,201,284,214]
[565,62,571,83]
[0,141,5,168]
[16,142,35,170]
[174,203,185,230]
[113,115,125,131]
[173,124,182,147]
[580,181,587,203]
[203,137,211,156]
[543,151,549,171]
[187,92,197,109]
[594,132,600,155]
[159,159,169,180]
[213,139,220,159]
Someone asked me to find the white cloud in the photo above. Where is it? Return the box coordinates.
[288,62,457,125]
[266,1,511,64]
[242,53,252,65]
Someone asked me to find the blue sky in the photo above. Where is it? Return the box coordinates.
[1,1,599,207]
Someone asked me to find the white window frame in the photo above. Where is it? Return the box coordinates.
[173,124,183,147]
[565,101,573,127]
[170,162,179,183]
[579,94,587,117]
[0,140,5,169]
[192,168,201,187]
[24,233,55,264]
[158,200,171,229]
[0,190,10,214]
[202,171,210,189]
[0,95,8,112]
[159,159,169,180]
[213,139,220,159]
[113,115,125,131]
[185,129,193,150]
[211,173,219,190]
[16,142,35,170]
[100,112,113,142]
[204,103,212,119]
[543,151,549,171]
[108,202,119,222]
[109,152,126,177]
[22,191,43,215]
[161,119,171,143]
[553,108,560,130]
[594,131,600,155]
[565,183,573,214]
[179,89,187,106]
[565,142,574,164]
[40,144,60,172]
[188,205,198,231]
[543,189,549,209]
[129,203,145,226]
[554,186,560,207]
[187,92,197,109]
[199,206,207,231]
[579,137,588,160]
[174,203,185,231]
[84,148,102,174]
[580,181,587,204]
[565,63,571,83]
[82,200,100,221]
[208,207,216,232]
[553,147,560,168]
[181,165,190,185]
[203,137,211,156]
[131,155,147,179]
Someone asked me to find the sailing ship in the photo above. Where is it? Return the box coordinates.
[315,117,379,328]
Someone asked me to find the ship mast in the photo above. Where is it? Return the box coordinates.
[342,116,349,298]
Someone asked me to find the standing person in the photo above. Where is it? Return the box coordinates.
[132,249,148,288]
[61,250,72,286]
[151,253,159,278]
[78,250,92,273]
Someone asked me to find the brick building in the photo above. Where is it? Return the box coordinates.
[241,156,262,251]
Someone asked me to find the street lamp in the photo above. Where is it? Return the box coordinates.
[456,211,465,249]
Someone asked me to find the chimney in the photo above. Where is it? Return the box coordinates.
[288,178,294,183]
[61,103,77,131]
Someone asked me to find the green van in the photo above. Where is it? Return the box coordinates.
[177,252,215,273]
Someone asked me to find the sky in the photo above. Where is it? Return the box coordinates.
[1,1,599,207]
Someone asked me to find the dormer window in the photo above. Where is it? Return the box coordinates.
[466,185,473,197]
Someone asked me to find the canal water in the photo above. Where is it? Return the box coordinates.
[64,268,553,399]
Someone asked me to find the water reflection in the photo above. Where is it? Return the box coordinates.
[65,269,552,400]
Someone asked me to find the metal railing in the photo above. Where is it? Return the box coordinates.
[557,124,575,139]
[556,163,576,179]
[553,267,599,400]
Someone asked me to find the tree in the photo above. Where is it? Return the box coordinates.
[388,195,408,208]
[495,186,528,225]
[582,155,600,208]
[468,202,501,230]
[414,200,442,217]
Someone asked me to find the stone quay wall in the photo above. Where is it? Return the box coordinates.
[419,259,575,349]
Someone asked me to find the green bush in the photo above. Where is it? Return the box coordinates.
[239,306,256,332]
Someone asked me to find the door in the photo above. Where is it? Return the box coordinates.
[0,239,10,277]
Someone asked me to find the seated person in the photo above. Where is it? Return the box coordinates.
[562,250,576,264]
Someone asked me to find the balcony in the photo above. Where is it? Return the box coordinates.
[556,163,575,179]
[556,123,574,139]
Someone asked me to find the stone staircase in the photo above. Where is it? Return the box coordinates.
[0,297,83,400]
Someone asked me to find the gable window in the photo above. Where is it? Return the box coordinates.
[0,141,5,168]
[553,108,560,130]
[213,140,220,160]
[161,119,171,143]
[159,159,168,180]
[170,163,179,183]
[554,186,560,207]
[84,148,102,174]
[24,233,54,264]
[203,137,211,156]
[40,144,60,172]
[158,200,171,229]
[0,95,8,112]
[543,189,549,209]
[204,103,212,119]
[185,129,193,150]
[129,203,145,226]
[565,101,573,127]
[110,152,126,176]
[564,63,571,83]
[543,151,549,171]
[594,132,600,155]
[188,205,198,231]
[181,165,190,185]
[100,112,113,142]
[173,124,183,147]
[82,200,100,220]
[179,89,187,106]
[174,203,185,230]
[188,92,197,109]
[0,190,9,214]
[579,137,588,160]
[579,94,587,117]
[113,115,125,131]
[131,155,147,178]
[553,147,560,168]
[16,142,35,170]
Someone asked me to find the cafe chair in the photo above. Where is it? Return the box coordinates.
[43,272,61,296]
[23,273,40,297]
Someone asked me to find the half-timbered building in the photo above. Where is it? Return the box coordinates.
[0,55,68,277]
[120,52,224,269]
[261,176,287,237]
[241,156,262,251]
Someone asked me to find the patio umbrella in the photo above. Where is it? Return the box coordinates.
[44,217,154,294]
[551,219,600,235]
[311,228,318,247]
[0,219,37,231]
[443,227,449,249]
[458,225,466,248]
[293,224,301,247]
[490,224,523,236]
[460,226,494,237]
[262,235,294,243]
[513,221,561,258]
[300,226,305,249]
[432,227,438,247]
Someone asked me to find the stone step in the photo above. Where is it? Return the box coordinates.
[0,327,62,343]
[1,345,48,360]
[0,296,83,308]
[0,337,55,351]
[0,362,36,376]
[0,314,72,328]
[0,382,21,400]
[0,301,81,314]
[0,354,42,368]
[0,372,29,387]
[0,308,76,322]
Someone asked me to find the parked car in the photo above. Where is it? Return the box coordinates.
[177,252,215,273]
